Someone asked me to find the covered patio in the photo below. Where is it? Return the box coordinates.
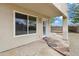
[0,3,69,56]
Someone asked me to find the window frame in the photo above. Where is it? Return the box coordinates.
[13,10,38,37]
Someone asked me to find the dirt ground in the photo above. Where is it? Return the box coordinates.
[69,33,79,56]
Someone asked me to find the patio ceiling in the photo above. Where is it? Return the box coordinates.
[15,3,66,18]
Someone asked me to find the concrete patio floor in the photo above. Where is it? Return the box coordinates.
[0,39,62,56]
[0,33,70,56]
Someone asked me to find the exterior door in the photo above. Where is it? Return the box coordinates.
[43,20,48,37]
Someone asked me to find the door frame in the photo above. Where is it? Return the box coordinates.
[42,18,48,37]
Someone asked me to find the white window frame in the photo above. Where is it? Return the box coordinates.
[13,10,38,38]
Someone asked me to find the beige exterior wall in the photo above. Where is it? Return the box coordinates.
[0,4,50,52]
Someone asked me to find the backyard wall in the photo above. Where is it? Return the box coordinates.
[0,4,49,52]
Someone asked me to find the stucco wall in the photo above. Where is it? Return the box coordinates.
[0,4,47,52]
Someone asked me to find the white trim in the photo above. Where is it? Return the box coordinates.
[13,10,38,38]
[13,10,38,18]
[13,11,15,38]
[13,33,37,38]
[43,18,49,37]
[27,16,29,34]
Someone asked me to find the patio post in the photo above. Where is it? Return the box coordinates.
[63,17,68,40]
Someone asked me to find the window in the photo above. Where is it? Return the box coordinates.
[15,12,37,36]
[15,12,27,35]
[29,16,36,33]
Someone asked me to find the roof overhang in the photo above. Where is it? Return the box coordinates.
[53,3,68,19]
[15,3,67,19]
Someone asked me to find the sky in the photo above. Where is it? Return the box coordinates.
[67,3,76,25]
